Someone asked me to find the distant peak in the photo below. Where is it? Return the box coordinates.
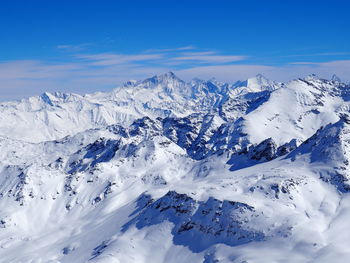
[191,77,205,83]
[247,74,273,85]
[40,91,51,97]
[304,74,320,81]
[40,91,72,105]
[331,74,342,82]
[40,92,55,106]
[136,71,186,93]
[255,73,268,81]
[157,71,180,80]
[246,74,271,85]
[164,71,176,78]
[231,74,278,93]
[123,79,138,87]
[145,71,182,84]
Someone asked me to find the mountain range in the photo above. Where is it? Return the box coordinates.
[0,72,350,262]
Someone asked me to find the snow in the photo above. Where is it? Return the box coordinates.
[0,72,350,262]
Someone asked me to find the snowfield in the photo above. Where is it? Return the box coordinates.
[0,72,350,262]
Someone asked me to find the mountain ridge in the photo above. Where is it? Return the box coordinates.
[1,72,350,262]
[0,72,348,144]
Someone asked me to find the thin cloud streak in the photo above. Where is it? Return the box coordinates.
[172,55,247,63]
[75,49,246,66]
[75,53,165,66]
[178,51,217,56]
[288,62,320,65]
[56,43,92,52]
[285,52,350,58]
[144,46,196,53]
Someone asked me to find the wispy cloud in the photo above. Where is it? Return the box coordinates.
[285,52,350,58]
[288,62,320,65]
[57,43,92,52]
[75,53,164,66]
[145,46,196,53]
[178,51,216,56]
[75,49,245,66]
[172,54,247,64]
[0,59,170,101]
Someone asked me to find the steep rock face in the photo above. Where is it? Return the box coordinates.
[162,113,226,159]
[227,137,298,171]
[249,138,277,161]
[124,191,268,252]
[218,90,272,121]
[66,138,122,174]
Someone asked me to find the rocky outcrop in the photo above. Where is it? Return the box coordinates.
[123,191,265,252]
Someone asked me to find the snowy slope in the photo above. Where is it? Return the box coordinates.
[243,75,347,145]
[0,73,350,262]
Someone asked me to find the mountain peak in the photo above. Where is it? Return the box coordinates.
[164,71,176,78]
[241,74,278,92]
[304,74,321,81]
[123,79,138,87]
[190,77,205,85]
[157,71,181,81]
[255,73,268,81]
[247,74,272,85]
[331,74,342,83]
[143,71,183,86]
[40,92,71,105]
[40,92,55,106]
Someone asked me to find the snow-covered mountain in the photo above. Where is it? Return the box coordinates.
[1,72,350,262]
[0,72,282,143]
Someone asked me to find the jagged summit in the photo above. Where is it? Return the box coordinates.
[163,71,177,79]
[123,79,138,87]
[302,73,346,86]
[331,74,342,82]
[255,73,269,82]
[304,73,320,81]
[142,71,183,85]
[232,73,279,94]
[302,73,333,83]
[40,91,79,105]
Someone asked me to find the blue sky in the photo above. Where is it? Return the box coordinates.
[1,0,350,100]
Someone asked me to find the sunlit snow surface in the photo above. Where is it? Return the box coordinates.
[0,73,350,262]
